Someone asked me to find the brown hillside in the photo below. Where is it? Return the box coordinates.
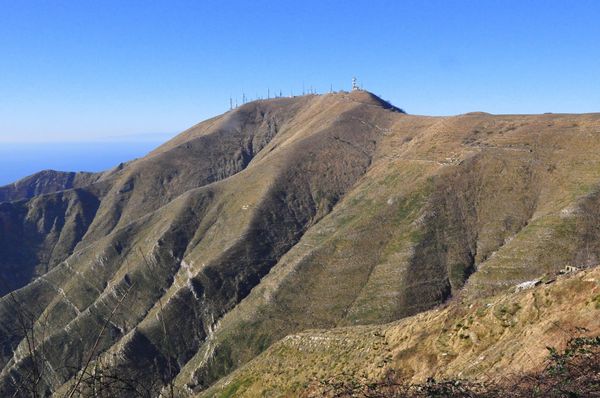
[201,267,600,397]
[0,91,598,396]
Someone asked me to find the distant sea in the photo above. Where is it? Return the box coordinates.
[0,141,166,186]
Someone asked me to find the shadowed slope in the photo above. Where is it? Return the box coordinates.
[0,96,311,296]
[0,189,101,295]
[200,267,600,397]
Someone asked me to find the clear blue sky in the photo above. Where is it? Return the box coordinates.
[1,0,599,142]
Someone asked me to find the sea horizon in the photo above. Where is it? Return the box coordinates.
[0,140,168,186]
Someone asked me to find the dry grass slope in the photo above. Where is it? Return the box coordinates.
[202,267,600,397]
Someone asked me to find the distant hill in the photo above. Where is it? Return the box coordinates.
[0,170,100,203]
[0,90,598,396]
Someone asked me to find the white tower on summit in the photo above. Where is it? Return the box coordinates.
[352,77,359,91]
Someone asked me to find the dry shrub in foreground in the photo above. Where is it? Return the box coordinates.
[306,336,600,398]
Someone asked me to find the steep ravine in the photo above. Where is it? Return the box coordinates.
[0,188,101,295]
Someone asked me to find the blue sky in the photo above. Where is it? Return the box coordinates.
[1,0,599,143]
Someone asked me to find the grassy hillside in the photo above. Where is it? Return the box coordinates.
[201,267,600,397]
[0,91,599,396]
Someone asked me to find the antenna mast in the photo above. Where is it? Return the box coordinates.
[352,77,359,91]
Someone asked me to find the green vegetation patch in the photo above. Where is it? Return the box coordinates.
[215,376,254,398]
[592,294,600,310]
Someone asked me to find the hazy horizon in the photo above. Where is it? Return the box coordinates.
[0,141,168,186]
[2,0,599,144]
